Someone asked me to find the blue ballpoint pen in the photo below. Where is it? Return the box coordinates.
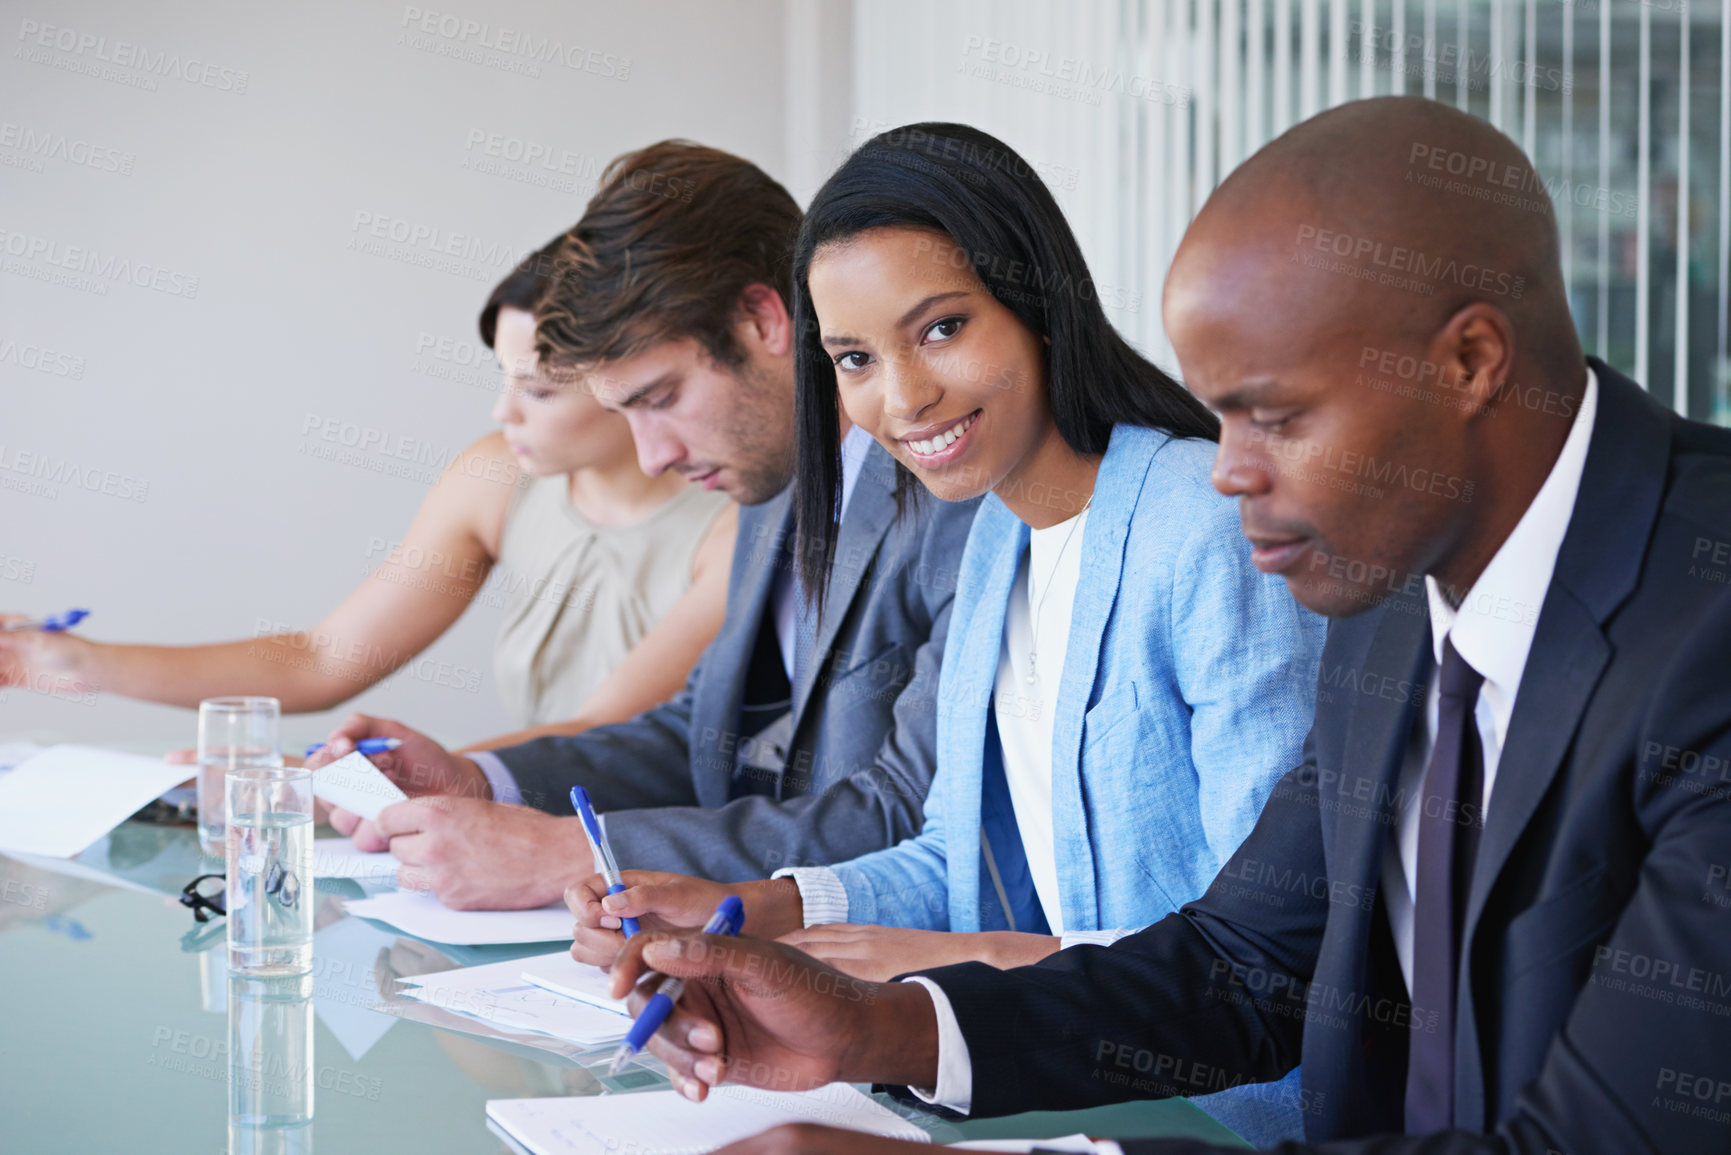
[608,895,745,1075]
[572,785,640,938]
[304,737,402,757]
[2,608,89,633]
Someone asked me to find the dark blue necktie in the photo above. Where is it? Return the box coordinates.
[1405,637,1486,1134]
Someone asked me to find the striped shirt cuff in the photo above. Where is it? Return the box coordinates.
[1059,927,1137,950]
[770,865,850,927]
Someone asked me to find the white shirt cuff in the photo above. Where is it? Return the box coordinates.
[1059,928,1136,950]
[769,865,849,927]
[901,975,973,1114]
[467,751,523,807]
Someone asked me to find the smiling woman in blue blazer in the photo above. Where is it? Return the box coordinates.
[572,123,1326,1145]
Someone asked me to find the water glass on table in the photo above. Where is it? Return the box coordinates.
[225,766,313,975]
[197,696,282,858]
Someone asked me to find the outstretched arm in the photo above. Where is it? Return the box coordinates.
[0,434,517,712]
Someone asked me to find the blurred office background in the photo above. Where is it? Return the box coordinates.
[3,0,1723,748]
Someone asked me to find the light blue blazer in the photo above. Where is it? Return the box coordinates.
[826,424,1325,1145]
[830,424,1325,933]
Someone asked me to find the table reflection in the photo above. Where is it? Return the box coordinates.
[229,973,314,1155]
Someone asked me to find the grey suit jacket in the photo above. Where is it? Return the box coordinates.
[494,442,980,881]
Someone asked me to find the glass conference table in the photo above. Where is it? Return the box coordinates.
[0,819,1249,1153]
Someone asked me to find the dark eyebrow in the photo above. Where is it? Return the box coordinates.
[1208,381,1285,411]
[820,290,973,351]
[895,290,969,331]
[613,372,676,410]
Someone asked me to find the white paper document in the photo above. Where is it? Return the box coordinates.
[951,1136,1097,1153]
[518,951,628,1014]
[310,751,407,820]
[310,837,398,883]
[401,955,632,1046]
[0,745,200,857]
[486,1083,930,1155]
[344,888,573,945]
[0,741,47,772]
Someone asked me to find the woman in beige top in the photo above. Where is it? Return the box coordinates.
[0,238,737,748]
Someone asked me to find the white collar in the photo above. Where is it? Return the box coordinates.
[1424,366,1599,745]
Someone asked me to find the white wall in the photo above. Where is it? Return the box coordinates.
[0,0,818,751]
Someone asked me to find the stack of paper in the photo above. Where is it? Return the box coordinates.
[518,951,627,1013]
[345,889,574,945]
[0,746,198,857]
[399,954,632,1046]
[486,1083,931,1155]
[0,741,46,772]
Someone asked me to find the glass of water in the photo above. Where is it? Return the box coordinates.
[225,766,313,975]
[199,696,282,858]
[229,971,314,1155]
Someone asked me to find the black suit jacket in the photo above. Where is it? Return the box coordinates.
[912,363,1731,1153]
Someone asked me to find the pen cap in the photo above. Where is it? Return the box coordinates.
[46,608,89,632]
[713,895,746,935]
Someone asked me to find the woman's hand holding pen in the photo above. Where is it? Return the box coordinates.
[0,612,96,696]
[567,872,805,966]
[607,928,941,1102]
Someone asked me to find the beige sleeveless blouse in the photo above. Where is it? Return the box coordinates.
[492,476,729,727]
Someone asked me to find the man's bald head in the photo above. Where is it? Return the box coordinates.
[1174,96,1570,371]
[1165,97,1588,618]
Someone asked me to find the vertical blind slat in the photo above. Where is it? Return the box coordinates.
[1224,0,1244,174]
[1331,0,1349,105]
[1361,0,1376,98]
[1675,1,1691,417]
[1521,0,1537,156]
[1597,0,1611,360]
[1392,0,1406,96]
[1248,0,1267,144]
[1424,0,1437,99]
[1560,0,1573,289]
[1276,0,1294,131]
[1456,0,1469,110]
[1720,0,1730,397]
[1490,0,1505,128]
[1302,0,1321,118]
[1637,1,1652,391]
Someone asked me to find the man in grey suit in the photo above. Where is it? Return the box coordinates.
[315,141,976,910]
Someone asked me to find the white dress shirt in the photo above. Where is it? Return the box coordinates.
[1383,367,1597,985]
[778,505,1133,946]
[472,425,876,806]
[913,368,1599,1115]
[990,508,1087,935]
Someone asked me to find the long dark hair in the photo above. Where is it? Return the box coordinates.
[793,122,1219,608]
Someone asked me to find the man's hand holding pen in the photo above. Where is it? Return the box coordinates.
[605,927,942,1103]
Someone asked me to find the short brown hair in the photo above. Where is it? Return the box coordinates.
[535,140,802,370]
